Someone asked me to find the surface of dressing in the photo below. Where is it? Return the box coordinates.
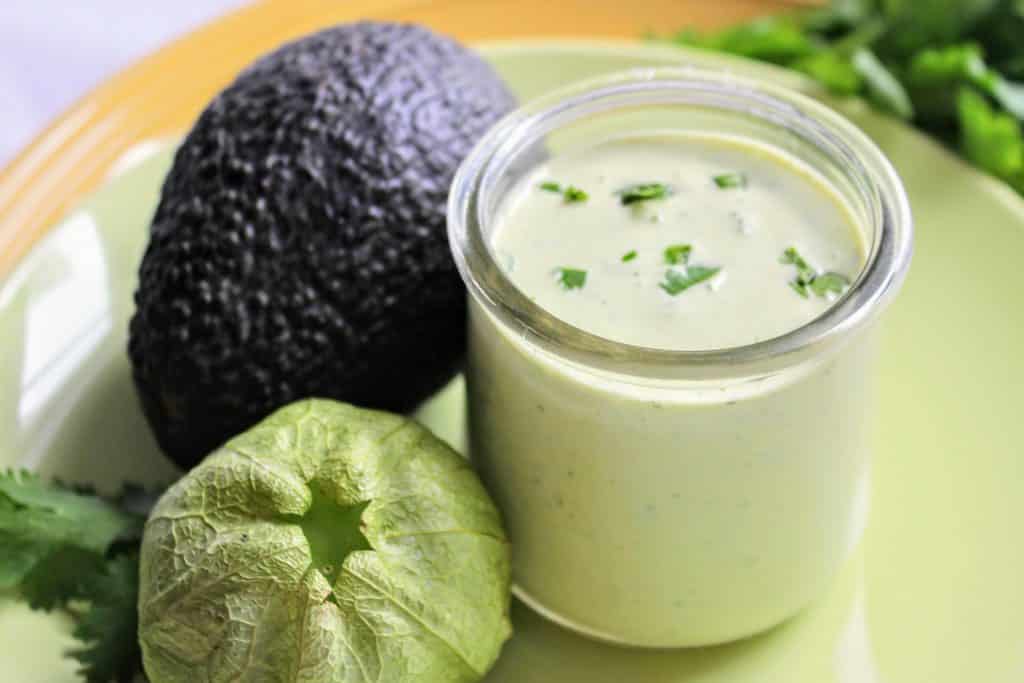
[490,134,866,350]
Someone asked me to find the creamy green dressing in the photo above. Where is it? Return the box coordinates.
[491,134,866,350]
[466,133,876,647]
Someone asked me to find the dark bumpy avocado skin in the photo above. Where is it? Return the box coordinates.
[129,22,515,469]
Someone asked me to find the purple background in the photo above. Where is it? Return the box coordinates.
[0,1,249,165]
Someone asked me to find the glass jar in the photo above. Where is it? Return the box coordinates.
[447,68,913,648]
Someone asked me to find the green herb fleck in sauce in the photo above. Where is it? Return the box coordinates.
[780,247,850,299]
[663,244,693,265]
[713,172,747,189]
[658,244,721,296]
[660,266,721,296]
[563,186,589,203]
[539,181,589,203]
[617,183,673,205]
[809,272,850,297]
[622,250,638,263]
[556,267,588,290]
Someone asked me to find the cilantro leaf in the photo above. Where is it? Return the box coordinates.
[663,244,693,265]
[622,250,638,262]
[780,246,818,286]
[67,553,143,683]
[793,51,864,95]
[957,86,1024,191]
[563,185,589,203]
[556,267,587,290]
[678,16,817,64]
[538,181,588,203]
[906,42,991,87]
[658,1,1024,198]
[0,471,156,683]
[660,245,720,295]
[713,172,748,189]
[810,271,853,296]
[852,48,915,118]
[18,546,106,610]
[902,42,1024,118]
[781,247,852,299]
[660,265,721,296]
[877,0,1000,56]
[0,469,143,591]
[617,183,673,205]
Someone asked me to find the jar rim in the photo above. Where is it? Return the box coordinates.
[447,67,913,378]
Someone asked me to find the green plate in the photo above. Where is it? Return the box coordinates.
[2,41,1022,683]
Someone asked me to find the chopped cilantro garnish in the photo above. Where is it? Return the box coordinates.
[617,183,673,205]
[809,272,851,297]
[663,244,693,265]
[659,244,720,295]
[563,185,589,203]
[556,267,587,290]
[622,250,638,263]
[539,181,588,203]
[660,265,721,296]
[713,172,747,189]
[780,247,851,299]
[780,247,817,289]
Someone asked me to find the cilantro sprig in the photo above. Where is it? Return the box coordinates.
[0,469,161,683]
[780,247,851,298]
[659,1,1024,196]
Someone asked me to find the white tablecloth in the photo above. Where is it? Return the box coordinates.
[0,0,250,165]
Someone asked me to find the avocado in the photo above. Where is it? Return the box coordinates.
[128,22,515,469]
